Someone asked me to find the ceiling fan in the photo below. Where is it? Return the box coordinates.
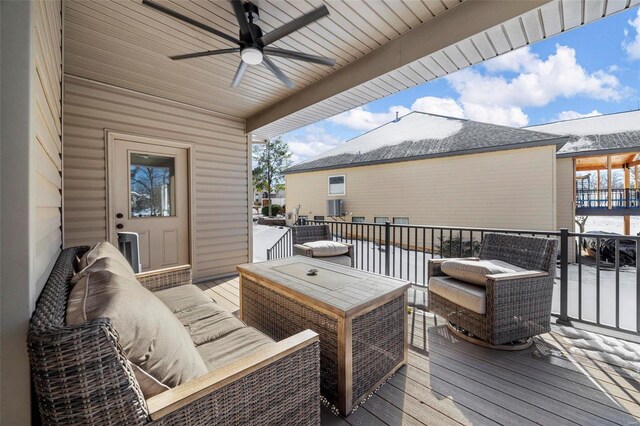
[142,0,336,89]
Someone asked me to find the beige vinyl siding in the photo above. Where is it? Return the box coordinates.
[34,0,63,294]
[556,157,576,260]
[287,145,558,231]
[63,76,248,279]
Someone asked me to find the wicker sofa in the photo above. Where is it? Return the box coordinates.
[428,233,558,347]
[292,225,354,267]
[28,245,321,425]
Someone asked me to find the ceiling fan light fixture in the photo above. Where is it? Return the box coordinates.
[241,47,263,65]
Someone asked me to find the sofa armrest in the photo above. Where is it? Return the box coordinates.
[136,265,192,292]
[427,257,479,277]
[293,244,314,257]
[146,330,320,423]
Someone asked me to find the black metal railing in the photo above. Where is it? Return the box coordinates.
[576,188,640,209]
[266,227,292,260]
[266,219,640,336]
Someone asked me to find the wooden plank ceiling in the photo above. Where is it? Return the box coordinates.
[65,0,640,139]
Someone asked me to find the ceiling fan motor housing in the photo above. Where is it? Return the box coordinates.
[244,2,260,23]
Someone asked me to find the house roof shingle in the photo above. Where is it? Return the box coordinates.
[285,111,567,174]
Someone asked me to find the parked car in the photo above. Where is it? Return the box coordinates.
[583,231,637,266]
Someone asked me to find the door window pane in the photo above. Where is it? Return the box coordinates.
[130,153,176,218]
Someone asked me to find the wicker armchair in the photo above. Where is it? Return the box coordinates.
[428,233,558,347]
[292,225,354,267]
[28,246,321,425]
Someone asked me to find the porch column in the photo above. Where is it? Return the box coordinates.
[607,155,612,210]
[625,166,631,235]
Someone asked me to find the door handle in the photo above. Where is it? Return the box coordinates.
[116,224,124,230]
[116,213,124,219]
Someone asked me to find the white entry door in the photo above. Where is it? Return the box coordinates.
[111,137,190,271]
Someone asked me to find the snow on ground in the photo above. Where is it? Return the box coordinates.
[583,216,640,235]
[302,112,463,162]
[252,223,289,263]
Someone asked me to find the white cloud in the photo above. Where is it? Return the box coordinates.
[447,45,625,109]
[410,96,465,118]
[283,126,344,163]
[553,109,602,121]
[319,44,626,141]
[623,9,640,60]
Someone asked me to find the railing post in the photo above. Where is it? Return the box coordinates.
[384,221,391,276]
[558,228,572,326]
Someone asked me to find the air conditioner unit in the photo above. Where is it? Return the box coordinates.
[327,199,343,216]
[118,232,141,273]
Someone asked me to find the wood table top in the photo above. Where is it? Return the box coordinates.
[237,256,411,317]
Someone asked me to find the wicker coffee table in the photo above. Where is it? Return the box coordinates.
[237,256,410,415]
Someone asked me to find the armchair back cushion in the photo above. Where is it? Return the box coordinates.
[302,240,349,257]
[66,269,208,398]
[441,259,524,286]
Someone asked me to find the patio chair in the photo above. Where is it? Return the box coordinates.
[427,233,558,349]
[292,225,354,267]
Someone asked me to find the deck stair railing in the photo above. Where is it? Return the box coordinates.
[268,220,640,337]
[266,227,292,260]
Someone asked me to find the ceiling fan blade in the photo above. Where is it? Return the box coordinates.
[231,61,249,87]
[262,56,294,88]
[263,47,335,66]
[258,5,329,46]
[142,0,240,46]
[170,48,240,60]
[230,0,256,42]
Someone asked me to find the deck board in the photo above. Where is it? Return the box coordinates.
[198,276,640,425]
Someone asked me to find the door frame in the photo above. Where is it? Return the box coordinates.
[105,130,196,275]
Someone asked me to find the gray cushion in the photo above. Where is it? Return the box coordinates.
[197,327,275,371]
[154,284,216,314]
[76,241,135,278]
[155,285,246,346]
[441,259,524,286]
[303,240,349,257]
[66,270,208,398]
[429,275,486,314]
[315,255,352,267]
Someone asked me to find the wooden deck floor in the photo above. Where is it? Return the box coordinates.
[198,276,640,426]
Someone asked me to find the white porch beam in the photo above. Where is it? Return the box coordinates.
[246,0,552,133]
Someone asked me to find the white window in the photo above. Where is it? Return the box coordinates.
[328,175,345,195]
[374,217,389,224]
[352,216,365,223]
[393,217,409,225]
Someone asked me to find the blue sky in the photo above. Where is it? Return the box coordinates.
[283,6,640,164]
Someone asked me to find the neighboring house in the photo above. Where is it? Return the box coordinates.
[285,111,571,233]
[253,189,286,208]
[528,110,640,235]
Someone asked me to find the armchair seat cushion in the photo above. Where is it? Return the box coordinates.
[441,259,524,286]
[429,276,486,314]
[315,255,352,267]
[155,284,217,314]
[301,240,349,257]
[197,327,275,371]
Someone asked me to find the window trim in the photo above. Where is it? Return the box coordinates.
[374,216,389,224]
[328,174,346,196]
[393,217,410,225]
